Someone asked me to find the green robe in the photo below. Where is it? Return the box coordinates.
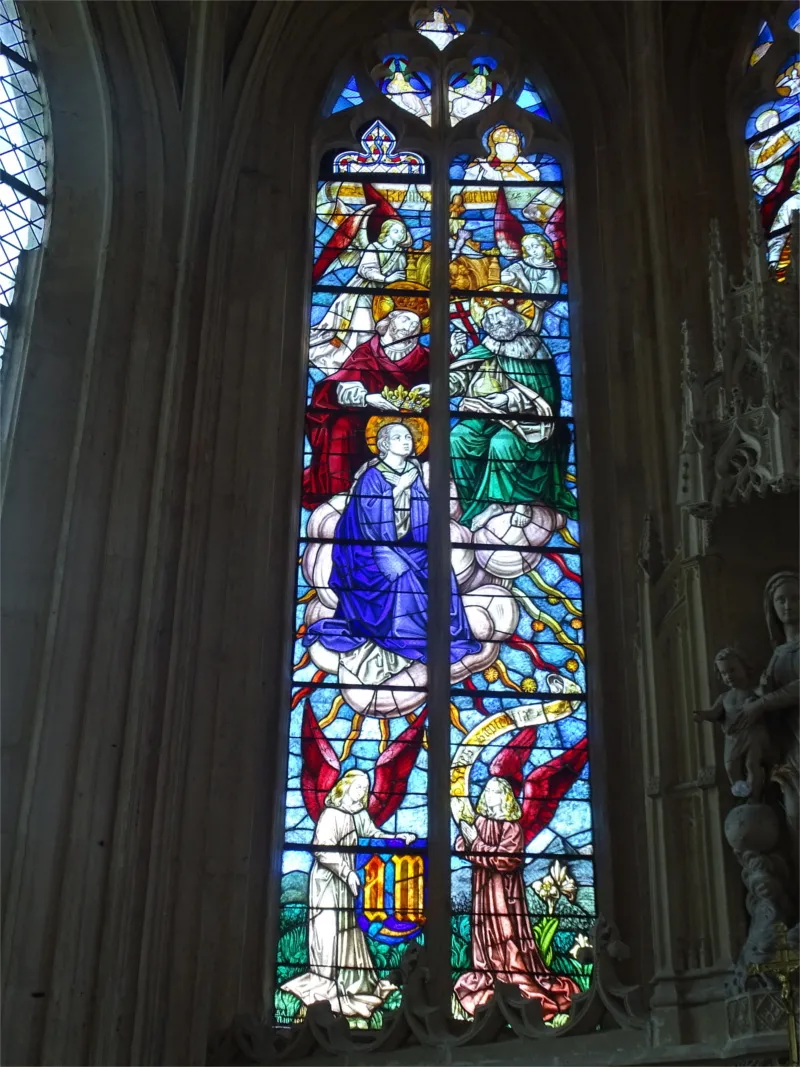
[449,342,577,523]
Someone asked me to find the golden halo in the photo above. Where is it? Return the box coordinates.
[487,124,521,149]
[372,281,431,333]
[469,284,535,328]
[365,415,429,455]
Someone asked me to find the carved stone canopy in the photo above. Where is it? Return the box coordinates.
[677,210,799,526]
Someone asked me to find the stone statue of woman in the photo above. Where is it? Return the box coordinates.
[722,572,799,958]
[734,572,799,856]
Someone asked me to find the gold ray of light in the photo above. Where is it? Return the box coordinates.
[491,658,522,691]
[528,570,582,618]
[379,718,391,753]
[450,702,468,734]
[318,694,345,729]
[559,526,579,548]
[340,713,365,761]
[512,587,585,661]
[293,651,310,672]
[297,589,316,604]
[422,728,428,750]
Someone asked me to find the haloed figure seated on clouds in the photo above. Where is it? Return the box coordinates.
[449,292,577,531]
[303,419,479,685]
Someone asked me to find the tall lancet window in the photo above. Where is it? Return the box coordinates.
[743,7,799,281]
[275,5,594,1031]
[0,0,47,367]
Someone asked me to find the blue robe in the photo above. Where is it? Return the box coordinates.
[305,462,479,664]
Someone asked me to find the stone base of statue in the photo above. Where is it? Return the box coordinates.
[725,804,794,966]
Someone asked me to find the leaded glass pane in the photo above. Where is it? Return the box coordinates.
[0,0,46,368]
[745,55,800,282]
[414,6,465,50]
[379,56,432,125]
[448,57,503,125]
[446,128,593,1020]
[516,78,551,121]
[749,20,773,67]
[331,75,364,115]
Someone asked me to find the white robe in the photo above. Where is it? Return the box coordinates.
[463,157,541,182]
[281,805,396,1019]
[500,260,561,332]
[309,243,407,374]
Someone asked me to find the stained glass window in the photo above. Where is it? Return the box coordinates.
[0,0,47,366]
[448,56,503,125]
[378,55,432,124]
[749,20,773,67]
[517,78,551,122]
[414,5,465,50]
[745,46,800,281]
[447,128,587,1024]
[332,75,364,115]
[275,7,594,1033]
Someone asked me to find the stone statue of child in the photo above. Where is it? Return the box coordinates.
[693,648,775,799]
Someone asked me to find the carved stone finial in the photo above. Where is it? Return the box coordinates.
[638,511,665,581]
[709,218,728,372]
[676,217,799,531]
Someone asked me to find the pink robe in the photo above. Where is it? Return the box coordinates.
[454,816,578,1019]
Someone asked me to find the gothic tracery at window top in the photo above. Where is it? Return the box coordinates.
[276,5,594,1031]
[744,9,799,281]
[0,0,46,365]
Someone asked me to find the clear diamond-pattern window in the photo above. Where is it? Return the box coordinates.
[0,0,47,364]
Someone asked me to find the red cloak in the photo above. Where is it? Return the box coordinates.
[454,816,578,1019]
[303,334,429,510]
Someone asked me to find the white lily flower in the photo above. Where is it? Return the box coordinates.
[531,875,560,914]
[550,859,578,903]
[569,932,592,959]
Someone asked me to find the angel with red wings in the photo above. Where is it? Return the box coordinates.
[282,704,422,1018]
[309,185,412,374]
[454,730,588,1019]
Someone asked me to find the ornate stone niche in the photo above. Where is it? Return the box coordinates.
[677,209,798,547]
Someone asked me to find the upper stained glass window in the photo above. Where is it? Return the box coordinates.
[0,0,47,365]
[744,49,800,281]
[332,75,364,114]
[414,5,465,50]
[517,77,551,121]
[749,20,774,66]
[448,56,503,125]
[334,120,426,174]
[378,56,432,124]
[275,7,593,1035]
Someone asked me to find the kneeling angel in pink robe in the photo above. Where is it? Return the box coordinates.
[454,776,578,1019]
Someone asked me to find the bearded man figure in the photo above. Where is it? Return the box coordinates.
[449,291,577,531]
[303,302,429,510]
